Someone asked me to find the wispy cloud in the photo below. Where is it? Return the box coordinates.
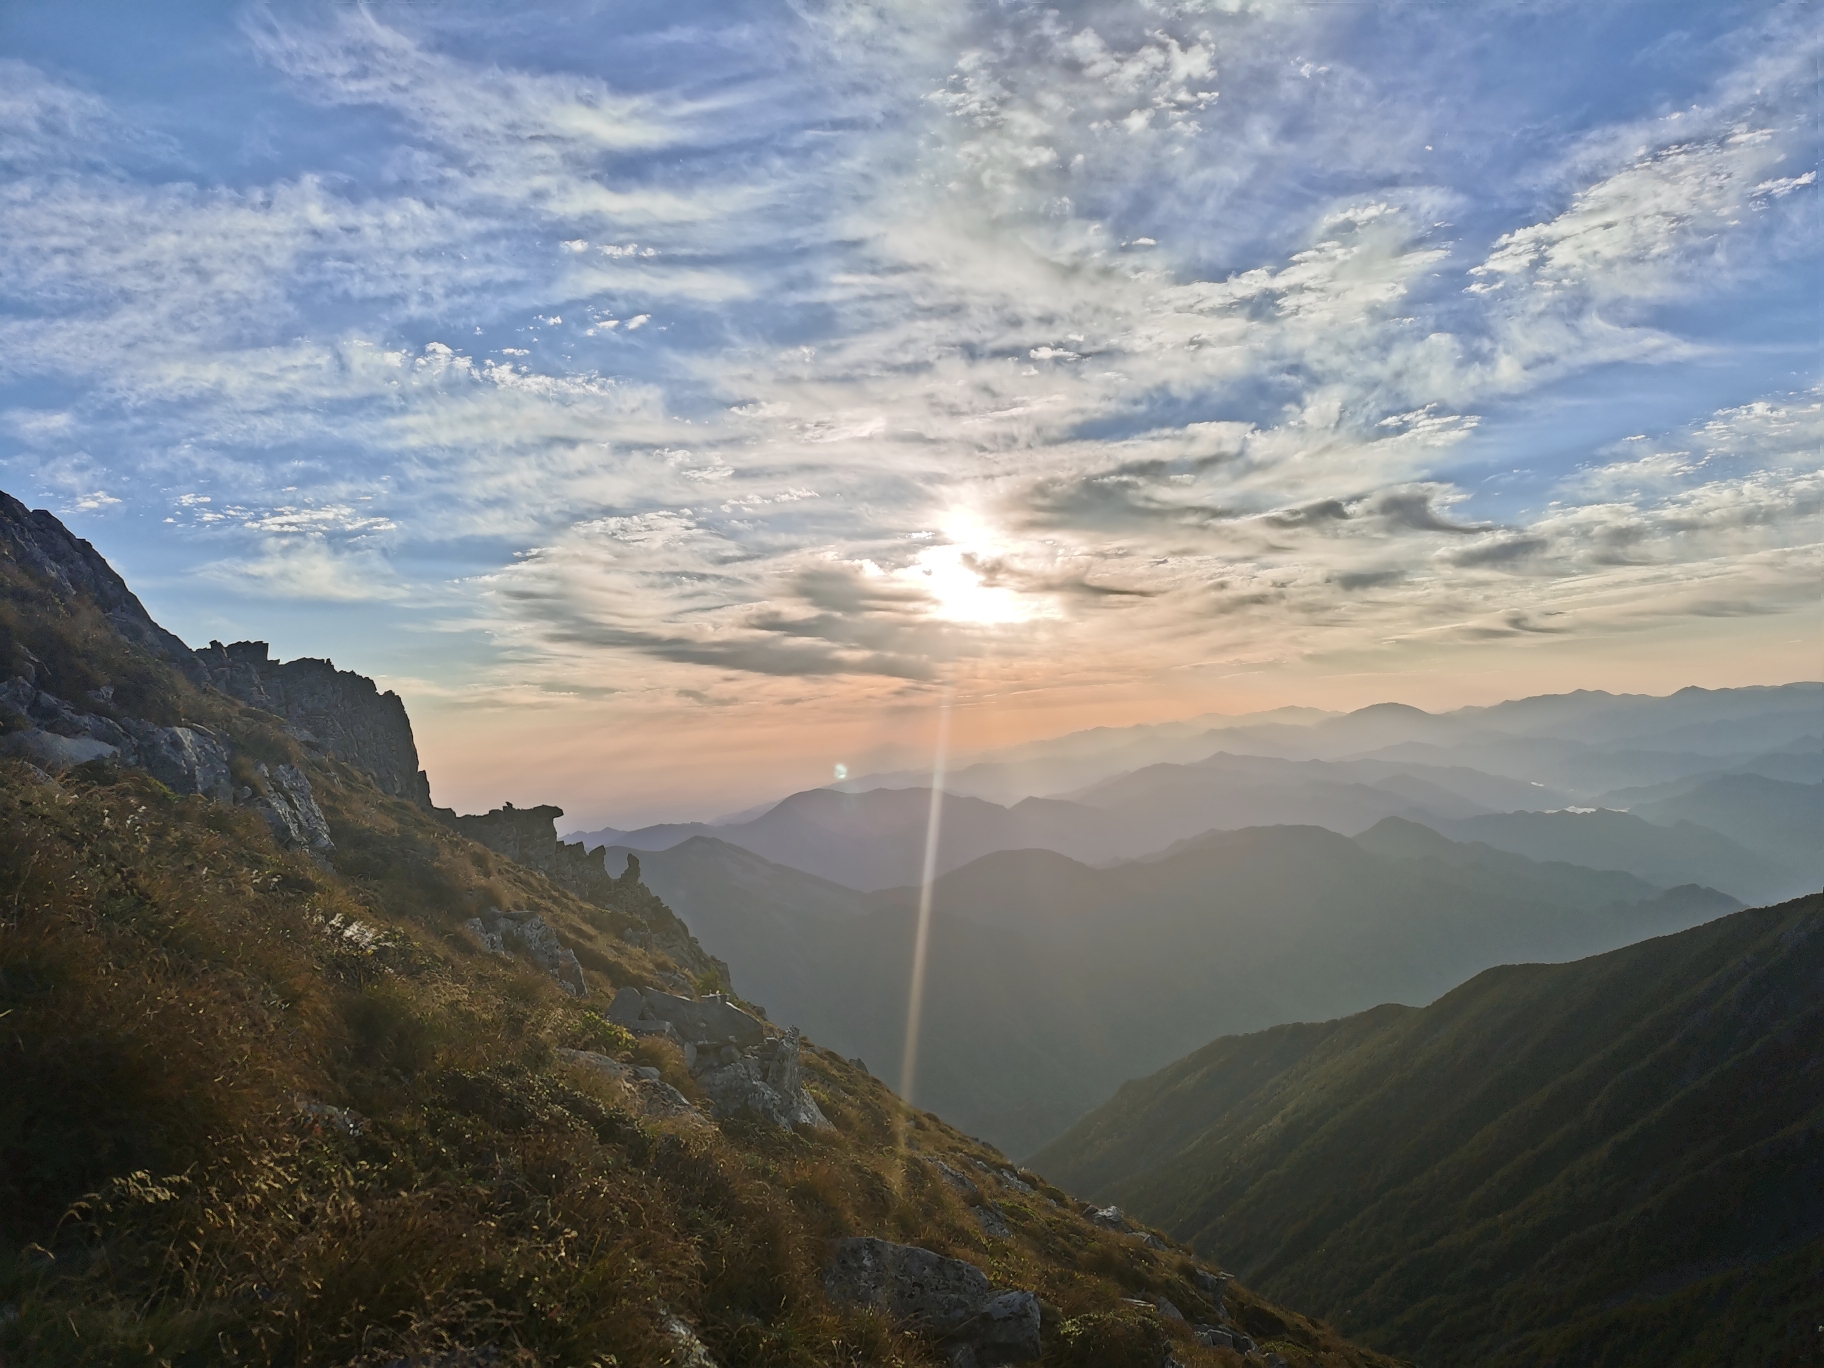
[0,0,1816,721]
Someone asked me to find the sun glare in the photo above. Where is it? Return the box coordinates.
[904,517,1050,626]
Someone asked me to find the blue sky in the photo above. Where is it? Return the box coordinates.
[1,0,1818,823]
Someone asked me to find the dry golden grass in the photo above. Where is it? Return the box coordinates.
[0,557,1403,1367]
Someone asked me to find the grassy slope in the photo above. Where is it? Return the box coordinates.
[0,559,1396,1368]
[1033,898,1824,1367]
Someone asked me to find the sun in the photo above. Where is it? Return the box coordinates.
[906,523,1049,626]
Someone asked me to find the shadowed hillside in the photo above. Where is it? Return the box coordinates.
[1033,896,1824,1367]
[613,824,1737,1157]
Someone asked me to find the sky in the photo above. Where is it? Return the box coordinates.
[0,0,1818,827]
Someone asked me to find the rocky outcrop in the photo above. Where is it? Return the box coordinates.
[692,1029,830,1130]
[608,986,827,1129]
[0,490,206,683]
[195,640,431,808]
[1190,1268,1232,1317]
[446,802,567,871]
[465,910,588,996]
[610,986,765,1050]
[1085,1204,1127,1230]
[250,761,335,856]
[972,1204,1012,1239]
[1,677,229,797]
[823,1238,1041,1366]
[0,677,336,857]
[448,805,728,983]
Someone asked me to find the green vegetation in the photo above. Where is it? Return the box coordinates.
[1035,895,1824,1367]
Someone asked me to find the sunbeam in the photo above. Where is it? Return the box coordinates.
[897,687,953,1120]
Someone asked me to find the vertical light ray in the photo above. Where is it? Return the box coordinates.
[897,688,953,1114]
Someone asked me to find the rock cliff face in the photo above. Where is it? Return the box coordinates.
[195,640,431,808]
[2,488,720,989]
[0,490,206,684]
[448,803,729,984]
[0,675,232,800]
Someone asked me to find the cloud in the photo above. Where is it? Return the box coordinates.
[198,537,408,602]
[0,0,1817,710]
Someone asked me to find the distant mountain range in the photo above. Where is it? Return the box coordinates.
[569,682,1821,903]
[605,821,1739,1157]
[1030,893,1824,1368]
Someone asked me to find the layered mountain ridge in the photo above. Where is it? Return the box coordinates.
[606,821,1740,1156]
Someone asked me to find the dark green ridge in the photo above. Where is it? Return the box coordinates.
[1034,893,1824,1367]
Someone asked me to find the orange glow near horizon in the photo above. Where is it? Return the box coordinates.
[407,597,1822,830]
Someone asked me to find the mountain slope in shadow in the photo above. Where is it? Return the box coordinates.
[1429,806,1800,904]
[615,824,1740,1157]
[1031,894,1824,1367]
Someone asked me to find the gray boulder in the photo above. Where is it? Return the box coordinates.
[972,1203,1012,1239]
[0,678,125,769]
[464,910,587,996]
[637,988,765,1049]
[607,986,689,1046]
[693,1028,830,1130]
[1085,1205,1126,1230]
[129,721,232,801]
[953,1290,1041,1366]
[932,1159,981,1197]
[0,677,234,805]
[252,762,335,856]
[824,1238,992,1334]
[1,728,116,769]
[824,1239,1040,1364]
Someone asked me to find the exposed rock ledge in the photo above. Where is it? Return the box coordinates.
[195,639,431,809]
[445,804,728,984]
[609,985,830,1130]
[0,677,333,856]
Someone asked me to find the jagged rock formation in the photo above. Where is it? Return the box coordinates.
[0,676,336,857]
[693,1029,831,1130]
[607,984,829,1129]
[248,761,335,856]
[0,676,230,795]
[0,490,206,684]
[195,640,431,808]
[0,485,423,803]
[450,805,728,983]
[464,909,588,996]
[1,492,725,987]
[823,1238,1042,1367]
